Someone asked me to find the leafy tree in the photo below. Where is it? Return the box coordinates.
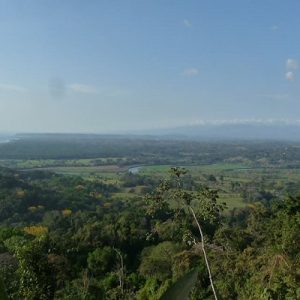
[87,246,115,277]
[139,241,182,281]
[15,237,55,299]
[145,168,226,300]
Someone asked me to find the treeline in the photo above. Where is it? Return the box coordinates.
[0,135,300,167]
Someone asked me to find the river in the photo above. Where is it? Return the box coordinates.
[128,166,142,174]
[0,135,13,144]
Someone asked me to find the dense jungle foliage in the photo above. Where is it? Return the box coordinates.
[0,166,299,299]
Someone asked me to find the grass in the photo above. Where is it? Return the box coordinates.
[139,165,173,175]
[219,193,246,210]
[23,165,124,179]
[138,162,251,176]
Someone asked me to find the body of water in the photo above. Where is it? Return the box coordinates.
[128,166,142,174]
[0,134,15,144]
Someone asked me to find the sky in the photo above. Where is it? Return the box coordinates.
[0,0,299,133]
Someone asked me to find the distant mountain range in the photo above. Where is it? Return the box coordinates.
[141,123,300,141]
[1,122,300,142]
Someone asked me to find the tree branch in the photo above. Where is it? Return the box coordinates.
[114,248,124,295]
[189,205,218,300]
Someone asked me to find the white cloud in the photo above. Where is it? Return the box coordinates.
[0,84,26,92]
[68,84,98,94]
[259,93,289,100]
[286,58,298,70]
[190,118,300,126]
[183,19,192,28]
[270,25,279,31]
[285,71,294,81]
[183,68,199,77]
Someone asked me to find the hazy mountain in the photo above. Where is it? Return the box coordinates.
[141,123,300,141]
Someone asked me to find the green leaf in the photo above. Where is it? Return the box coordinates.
[0,275,8,300]
[160,268,198,300]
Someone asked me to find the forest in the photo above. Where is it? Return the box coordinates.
[0,135,300,299]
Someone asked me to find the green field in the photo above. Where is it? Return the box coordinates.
[2,158,300,210]
[0,157,127,169]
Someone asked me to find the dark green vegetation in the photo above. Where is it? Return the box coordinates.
[0,135,300,299]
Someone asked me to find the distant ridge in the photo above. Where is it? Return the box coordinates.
[3,121,300,142]
[140,123,300,141]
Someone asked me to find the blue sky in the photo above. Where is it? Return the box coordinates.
[0,0,299,133]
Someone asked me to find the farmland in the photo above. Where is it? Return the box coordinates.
[1,137,300,210]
